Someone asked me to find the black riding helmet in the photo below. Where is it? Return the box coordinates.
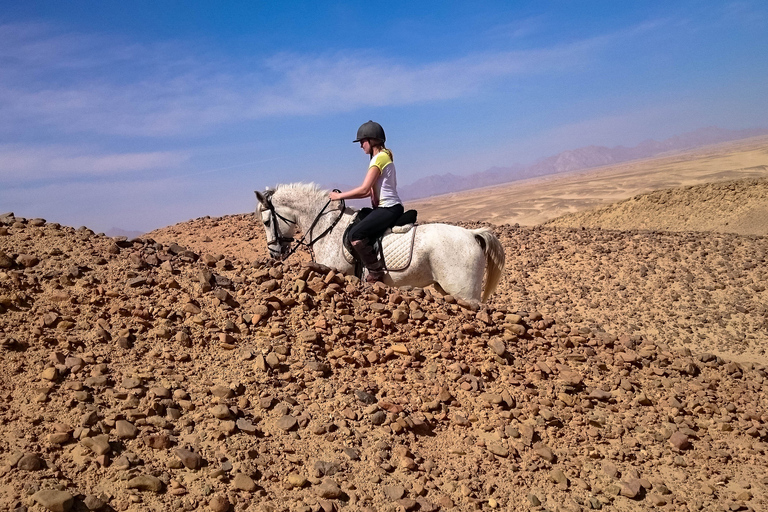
[353,120,386,143]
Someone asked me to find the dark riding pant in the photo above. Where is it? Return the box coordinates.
[348,204,404,242]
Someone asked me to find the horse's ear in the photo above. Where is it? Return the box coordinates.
[255,189,274,206]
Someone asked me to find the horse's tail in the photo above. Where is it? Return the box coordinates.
[472,228,506,302]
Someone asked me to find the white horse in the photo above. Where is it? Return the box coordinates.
[255,183,505,303]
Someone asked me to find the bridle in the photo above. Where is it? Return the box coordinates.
[261,190,345,261]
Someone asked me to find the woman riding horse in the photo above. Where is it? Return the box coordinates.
[329,121,404,282]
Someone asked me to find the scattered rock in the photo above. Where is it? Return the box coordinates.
[17,453,44,471]
[208,494,231,512]
[232,473,256,491]
[32,490,74,512]
[174,448,203,469]
[0,205,766,512]
[126,474,164,492]
[316,478,343,499]
[669,431,691,450]
[276,414,298,431]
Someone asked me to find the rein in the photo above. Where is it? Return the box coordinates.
[264,190,345,261]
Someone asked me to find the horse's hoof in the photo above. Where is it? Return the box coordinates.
[365,272,384,284]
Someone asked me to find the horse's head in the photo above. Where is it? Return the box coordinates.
[255,188,299,260]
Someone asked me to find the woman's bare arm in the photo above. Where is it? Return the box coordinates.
[329,166,380,200]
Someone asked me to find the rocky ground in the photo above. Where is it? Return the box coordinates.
[545,177,768,236]
[1,209,767,512]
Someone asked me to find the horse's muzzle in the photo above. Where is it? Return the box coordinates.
[268,244,290,260]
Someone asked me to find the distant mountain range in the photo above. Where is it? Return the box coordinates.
[398,126,768,200]
[106,227,145,239]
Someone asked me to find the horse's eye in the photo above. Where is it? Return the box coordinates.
[264,218,271,227]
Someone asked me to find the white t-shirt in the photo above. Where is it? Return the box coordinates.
[370,150,401,208]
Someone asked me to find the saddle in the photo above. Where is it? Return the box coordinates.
[343,209,418,278]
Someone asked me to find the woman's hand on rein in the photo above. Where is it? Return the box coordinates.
[329,191,343,201]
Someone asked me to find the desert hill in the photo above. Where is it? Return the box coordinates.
[545,177,768,235]
[408,135,768,229]
[1,209,767,511]
[398,127,768,201]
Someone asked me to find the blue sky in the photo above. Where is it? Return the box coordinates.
[1,1,767,233]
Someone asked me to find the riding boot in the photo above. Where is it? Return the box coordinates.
[351,239,385,283]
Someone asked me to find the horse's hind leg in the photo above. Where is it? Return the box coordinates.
[432,254,485,302]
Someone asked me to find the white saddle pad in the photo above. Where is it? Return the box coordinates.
[343,224,417,271]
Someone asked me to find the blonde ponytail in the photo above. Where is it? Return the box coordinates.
[369,140,393,162]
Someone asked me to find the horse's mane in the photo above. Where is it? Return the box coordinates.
[270,182,330,211]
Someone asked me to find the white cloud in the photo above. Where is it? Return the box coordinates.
[0,20,611,138]
[0,144,189,181]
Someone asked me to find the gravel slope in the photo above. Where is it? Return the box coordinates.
[0,208,766,511]
[545,177,768,236]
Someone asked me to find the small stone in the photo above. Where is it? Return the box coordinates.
[115,420,138,439]
[486,441,509,457]
[620,478,642,498]
[81,435,111,455]
[126,277,147,288]
[143,433,172,449]
[343,447,360,460]
[208,494,231,512]
[232,473,256,491]
[254,354,267,372]
[265,352,280,367]
[635,392,653,406]
[602,461,620,479]
[121,376,142,389]
[0,250,14,268]
[17,453,44,471]
[437,387,453,402]
[211,404,233,419]
[48,432,71,445]
[16,254,39,268]
[370,411,386,425]
[392,310,408,324]
[175,448,203,469]
[83,494,105,510]
[126,474,164,492]
[276,415,298,431]
[451,414,471,427]
[589,389,612,401]
[669,431,690,450]
[286,473,308,488]
[559,370,583,386]
[480,392,504,405]
[384,485,406,500]
[519,424,535,446]
[533,442,556,463]
[32,490,74,512]
[550,469,569,489]
[316,478,343,499]
[41,367,58,381]
[297,330,319,343]
[236,418,258,434]
[355,389,377,404]
[487,338,506,356]
[210,385,234,398]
